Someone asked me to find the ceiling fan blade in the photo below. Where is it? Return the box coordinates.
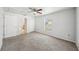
[36,11,42,14]
[37,9,42,11]
[28,7,42,14]
[29,7,33,10]
[29,7,36,11]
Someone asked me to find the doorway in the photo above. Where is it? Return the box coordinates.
[20,18,27,34]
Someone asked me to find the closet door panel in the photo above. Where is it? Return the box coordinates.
[5,14,19,38]
[0,14,3,49]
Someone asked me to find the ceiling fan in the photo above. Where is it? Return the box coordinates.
[28,7,42,14]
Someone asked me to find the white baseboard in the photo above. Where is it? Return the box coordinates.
[35,31,75,43]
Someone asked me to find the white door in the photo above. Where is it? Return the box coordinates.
[5,13,19,38]
[0,14,3,49]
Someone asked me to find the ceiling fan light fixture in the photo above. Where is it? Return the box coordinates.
[28,7,42,15]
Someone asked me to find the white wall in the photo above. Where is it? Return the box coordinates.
[35,8,76,42]
[0,8,3,49]
[76,8,79,50]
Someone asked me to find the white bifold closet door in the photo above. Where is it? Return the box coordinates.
[4,13,24,38]
[0,14,3,49]
[0,8,3,49]
[5,13,19,38]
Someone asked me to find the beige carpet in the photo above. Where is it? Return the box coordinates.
[1,32,78,51]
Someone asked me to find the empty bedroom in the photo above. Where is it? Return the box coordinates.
[0,7,79,51]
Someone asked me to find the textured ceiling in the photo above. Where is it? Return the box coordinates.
[3,7,73,16]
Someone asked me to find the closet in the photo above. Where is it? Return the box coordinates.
[4,12,25,38]
[0,8,3,49]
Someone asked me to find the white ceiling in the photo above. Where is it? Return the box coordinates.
[3,7,73,16]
